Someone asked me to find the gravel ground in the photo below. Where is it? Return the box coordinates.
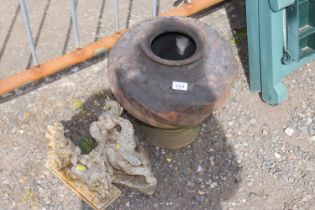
[1,1,315,210]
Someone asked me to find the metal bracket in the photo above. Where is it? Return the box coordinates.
[281,50,292,64]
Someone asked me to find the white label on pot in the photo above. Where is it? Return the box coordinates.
[172,81,188,91]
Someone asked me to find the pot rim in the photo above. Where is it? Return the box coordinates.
[140,18,205,66]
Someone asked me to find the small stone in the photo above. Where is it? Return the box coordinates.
[248,192,257,199]
[247,182,253,187]
[304,194,312,200]
[306,118,313,125]
[187,181,194,187]
[198,190,206,195]
[153,203,159,209]
[210,182,218,189]
[166,158,171,162]
[197,165,203,173]
[220,176,227,181]
[22,112,31,122]
[289,154,298,160]
[310,136,315,142]
[262,129,268,136]
[125,201,130,208]
[56,101,65,108]
[250,119,257,125]
[284,127,295,136]
[301,195,310,202]
[210,156,215,166]
[274,153,281,159]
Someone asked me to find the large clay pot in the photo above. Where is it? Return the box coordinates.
[108,16,237,149]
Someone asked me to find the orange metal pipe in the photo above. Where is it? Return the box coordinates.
[161,0,223,17]
[0,0,223,96]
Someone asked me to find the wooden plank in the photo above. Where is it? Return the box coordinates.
[47,162,121,210]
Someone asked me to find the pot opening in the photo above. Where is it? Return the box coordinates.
[151,32,197,61]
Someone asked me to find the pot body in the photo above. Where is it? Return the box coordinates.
[108,16,237,129]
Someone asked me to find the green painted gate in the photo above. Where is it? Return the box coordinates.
[246,0,315,105]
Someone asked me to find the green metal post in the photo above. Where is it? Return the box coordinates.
[246,0,315,105]
[246,0,261,92]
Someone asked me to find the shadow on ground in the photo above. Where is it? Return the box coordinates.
[61,91,241,210]
[224,0,248,82]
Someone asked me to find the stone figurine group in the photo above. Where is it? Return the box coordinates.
[46,100,157,203]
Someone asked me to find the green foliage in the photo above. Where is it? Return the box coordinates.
[72,98,84,110]
[79,136,97,154]
[230,27,247,47]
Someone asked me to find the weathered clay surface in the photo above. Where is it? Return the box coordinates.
[108,16,237,129]
[46,100,157,202]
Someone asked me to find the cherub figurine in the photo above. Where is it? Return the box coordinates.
[106,116,157,195]
[89,100,157,195]
[46,123,79,170]
[67,149,113,202]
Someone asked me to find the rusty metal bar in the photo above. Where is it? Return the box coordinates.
[0,0,224,96]
[161,0,223,16]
